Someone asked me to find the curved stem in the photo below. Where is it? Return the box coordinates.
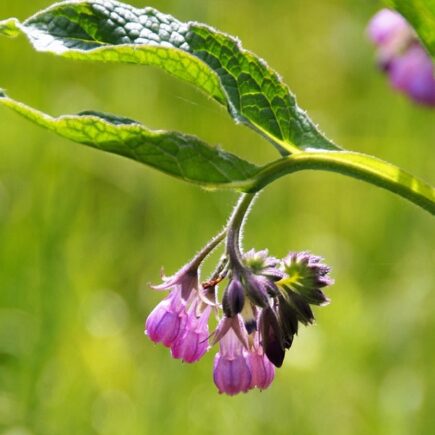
[226,193,257,270]
[189,192,257,275]
[189,227,227,270]
[239,151,434,215]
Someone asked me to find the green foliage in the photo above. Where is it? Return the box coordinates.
[0,91,258,186]
[0,0,338,155]
[386,0,435,58]
[0,0,434,212]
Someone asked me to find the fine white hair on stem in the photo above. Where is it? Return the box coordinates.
[237,192,260,253]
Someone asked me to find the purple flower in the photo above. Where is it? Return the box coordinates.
[389,44,435,106]
[367,9,410,48]
[367,8,435,107]
[213,326,252,396]
[145,288,185,347]
[248,349,275,391]
[171,305,211,363]
[152,263,199,301]
[145,261,200,347]
[146,244,332,395]
[247,330,275,390]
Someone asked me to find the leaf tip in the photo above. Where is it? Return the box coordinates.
[0,17,20,38]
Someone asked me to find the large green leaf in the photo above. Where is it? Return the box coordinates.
[0,0,338,155]
[385,0,435,58]
[0,90,258,187]
[1,92,433,214]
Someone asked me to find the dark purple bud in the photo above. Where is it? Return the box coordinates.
[259,307,285,368]
[244,274,270,307]
[222,278,245,317]
[277,295,298,349]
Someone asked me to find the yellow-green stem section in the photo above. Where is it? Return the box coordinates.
[240,151,435,215]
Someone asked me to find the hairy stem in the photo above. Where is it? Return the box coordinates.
[226,193,257,270]
[240,151,435,215]
[189,227,227,270]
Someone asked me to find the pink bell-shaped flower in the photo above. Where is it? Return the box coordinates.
[213,321,252,396]
[145,288,186,347]
[171,304,211,363]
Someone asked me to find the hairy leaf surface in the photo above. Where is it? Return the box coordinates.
[0,90,258,187]
[0,0,338,155]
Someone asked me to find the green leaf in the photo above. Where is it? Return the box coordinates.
[0,0,339,155]
[1,93,433,215]
[0,91,259,187]
[385,0,435,58]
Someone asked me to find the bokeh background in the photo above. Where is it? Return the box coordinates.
[0,0,434,434]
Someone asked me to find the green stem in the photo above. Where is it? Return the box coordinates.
[226,193,257,270]
[189,227,227,270]
[239,151,435,215]
[190,193,257,274]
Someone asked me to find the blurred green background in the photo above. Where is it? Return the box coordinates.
[0,0,434,434]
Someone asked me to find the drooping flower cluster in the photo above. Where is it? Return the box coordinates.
[145,265,210,363]
[367,8,435,106]
[145,247,333,396]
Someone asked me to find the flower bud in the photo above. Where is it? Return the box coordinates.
[243,249,283,281]
[259,306,285,368]
[367,9,410,48]
[277,295,298,349]
[367,9,435,107]
[389,45,435,106]
[222,278,245,317]
[244,274,275,307]
[280,252,332,307]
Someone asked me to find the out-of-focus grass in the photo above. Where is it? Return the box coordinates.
[0,1,434,434]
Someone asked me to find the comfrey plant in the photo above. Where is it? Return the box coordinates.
[0,1,434,395]
[145,202,333,394]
